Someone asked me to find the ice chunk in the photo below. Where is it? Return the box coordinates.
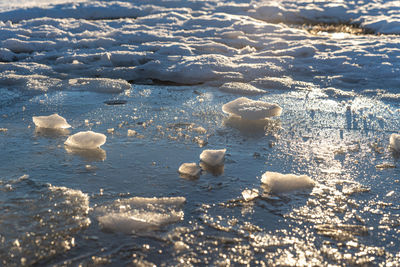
[32,113,71,129]
[64,131,106,149]
[95,196,185,234]
[242,189,259,201]
[219,82,266,95]
[390,133,400,152]
[127,129,137,136]
[178,163,201,178]
[222,97,282,120]
[200,149,226,167]
[261,171,315,193]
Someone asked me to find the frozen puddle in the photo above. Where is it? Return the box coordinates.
[95,196,186,234]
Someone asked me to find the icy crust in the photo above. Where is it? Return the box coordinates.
[64,131,106,149]
[200,149,226,167]
[222,97,282,120]
[95,196,186,234]
[1,1,400,93]
[32,113,71,129]
[261,171,315,193]
[389,134,400,152]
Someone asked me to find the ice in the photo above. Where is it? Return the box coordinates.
[178,162,201,178]
[200,149,226,167]
[64,131,106,149]
[241,188,259,201]
[67,78,131,94]
[127,129,137,136]
[222,97,282,120]
[32,113,71,129]
[261,171,315,193]
[219,82,266,95]
[389,134,400,152]
[95,196,185,234]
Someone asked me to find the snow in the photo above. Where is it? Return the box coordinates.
[222,97,282,120]
[178,163,201,178]
[64,131,106,149]
[0,0,398,95]
[95,196,185,234]
[261,171,315,194]
[200,149,226,167]
[219,82,266,95]
[390,134,400,152]
[32,113,71,129]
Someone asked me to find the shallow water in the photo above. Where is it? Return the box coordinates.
[2,0,400,265]
[1,84,400,266]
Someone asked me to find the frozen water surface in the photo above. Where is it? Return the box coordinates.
[1,0,400,266]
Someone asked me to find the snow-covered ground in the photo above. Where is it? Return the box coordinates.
[1,0,400,266]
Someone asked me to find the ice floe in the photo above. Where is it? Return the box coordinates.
[222,97,282,120]
[261,171,315,193]
[32,113,71,129]
[178,163,201,178]
[64,131,106,149]
[95,196,185,234]
[200,149,226,167]
[389,133,400,152]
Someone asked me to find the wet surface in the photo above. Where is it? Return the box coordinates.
[1,84,400,265]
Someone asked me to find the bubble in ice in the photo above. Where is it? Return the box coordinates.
[222,97,282,120]
[32,113,71,129]
[64,131,106,149]
[390,133,400,152]
[261,171,315,194]
[200,149,226,167]
[219,82,266,95]
[178,163,201,178]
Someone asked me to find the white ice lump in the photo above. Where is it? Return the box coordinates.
[200,149,226,167]
[32,114,71,129]
[390,133,400,152]
[222,97,282,120]
[64,131,106,149]
[178,163,201,177]
[261,171,315,193]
